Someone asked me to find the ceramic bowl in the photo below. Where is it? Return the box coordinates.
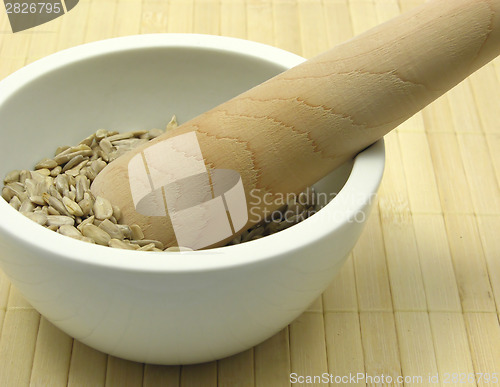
[0,34,384,364]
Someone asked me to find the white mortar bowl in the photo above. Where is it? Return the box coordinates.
[0,34,384,365]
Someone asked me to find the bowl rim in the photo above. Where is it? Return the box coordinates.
[0,33,385,273]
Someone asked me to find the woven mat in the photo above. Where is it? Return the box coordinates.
[1,1,499,386]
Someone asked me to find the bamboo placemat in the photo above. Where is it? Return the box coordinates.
[0,1,499,386]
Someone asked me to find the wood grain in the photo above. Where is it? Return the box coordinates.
[444,214,496,313]
[67,341,107,387]
[464,313,500,386]
[413,214,461,312]
[30,318,73,387]
[429,312,475,386]
[0,1,500,385]
[218,349,254,387]
[180,361,217,387]
[92,0,500,248]
[359,312,402,383]
[322,254,358,312]
[324,312,365,386]
[395,312,438,386]
[143,364,181,387]
[289,312,328,386]
[105,356,144,387]
[353,212,393,312]
[254,328,290,387]
[476,215,500,313]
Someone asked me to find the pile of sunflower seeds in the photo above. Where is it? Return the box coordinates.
[227,190,317,245]
[1,116,317,251]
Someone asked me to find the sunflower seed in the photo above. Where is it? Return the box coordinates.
[47,215,74,227]
[35,158,57,170]
[108,239,137,250]
[138,243,156,251]
[93,196,113,220]
[147,128,164,139]
[19,170,30,184]
[130,224,144,240]
[58,224,82,239]
[83,167,96,181]
[107,151,119,162]
[166,115,178,131]
[58,144,92,157]
[62,196,84,217]
[2,187,14,202]
[36,168,51,176]
[90,159,106,175]
[227,235,242,245]
[55,145,70,156]
[29,171,45,184]
[76,236,94,243]
[78,194,93,216]
[35,180,50,197]
[96,149,109,162]
[62,154,86,172]
[30,195,45,206]
[22,211,47,225]
[79,133,96,147]
[64,160,88,177]
[164,246,193,252]
[54,149,93,165]
[54,174,68,194]
[66,174,76,187]
[23,179,36,197]
[107,130,148,143]
[111,205,122,222]
[47,206,60,215]
[81,223,111,246]
[50,166,62,177]
[10,196,21,210]
[42,192,70,216]
[99,138,114,154]
[95,129,108,141]
[6,182,25,197]
[112,138,148,148]
[241,225,265,242]
[4,184,28,203]
[98,219,124,240]
[75,175,89,202]
[4,170,20,184]
[67,188,76,202]
[77,215,95,232]
[19,199,35,213]
[116,224,132,239]
[48,185,64,202]
[130,239,163,250]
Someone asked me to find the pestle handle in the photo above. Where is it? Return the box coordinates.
[92,0,500,249]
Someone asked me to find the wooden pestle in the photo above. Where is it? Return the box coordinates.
[92,0,500,250]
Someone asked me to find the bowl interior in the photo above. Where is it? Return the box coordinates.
[0,34,373,269]
[0,35,354,205]
[0,41,294,174]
